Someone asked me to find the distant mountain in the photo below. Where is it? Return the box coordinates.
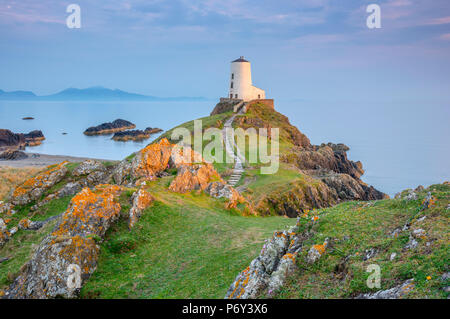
[0,86,207,101]
[0,89,36,100]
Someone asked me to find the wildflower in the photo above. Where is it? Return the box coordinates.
[311,216,319,222]
[426,276,431,280]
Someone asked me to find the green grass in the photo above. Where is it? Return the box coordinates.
[275,183,450,299]
[81,180,295,298]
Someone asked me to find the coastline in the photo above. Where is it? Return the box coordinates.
[0,152,116,168]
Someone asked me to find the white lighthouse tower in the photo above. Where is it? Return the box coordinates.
[229,56,265,102]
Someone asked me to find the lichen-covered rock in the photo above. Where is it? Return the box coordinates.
[5,184,122,299]
[112,159,132,185]
[0,202,15,215]
[306,239,329,264]
[355,279,415,299]
[131,138,173,182]
[0,218,11,247]
[72,160,105,177]
[169,163,222,193]
[225,227,303,299]
[10,161,69,206]
[128,188,153,229]
[204,181,246,209]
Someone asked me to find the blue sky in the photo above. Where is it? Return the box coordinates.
[0,0,449,101]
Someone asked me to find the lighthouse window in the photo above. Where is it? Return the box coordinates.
[231,73,234,79]
[235,94,238,98]
[231,82,233,89]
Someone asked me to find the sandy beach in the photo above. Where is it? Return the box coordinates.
[0,152,116,168]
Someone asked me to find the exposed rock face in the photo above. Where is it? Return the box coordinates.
[255,176,337,217]
[112,159,133,185]
[23,130,45,146]
[210,100,241,116]
[84,119,135,136]
[285,144,364,180]
[0,149,28,160]
[226,226,303,299]
[128,188,154,228]
[6,184,122,299]
[169,163,221,193]
[204,181,246,209]
[72,160,105,176]
[10,161,69,206]
[0,218,11,247]
[112,130,150,142]
[131,138,173,182]
[0,129,45,150]
[144,127,163,135]
[355,279,415,299]
[0,202,15,215]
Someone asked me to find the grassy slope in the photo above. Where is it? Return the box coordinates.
[81,177,295,298]
[276,183,449,299]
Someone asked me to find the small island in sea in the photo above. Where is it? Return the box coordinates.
[83,119,136,136]
[112,127,163,142]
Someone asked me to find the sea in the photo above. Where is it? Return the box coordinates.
[0,99,448,197]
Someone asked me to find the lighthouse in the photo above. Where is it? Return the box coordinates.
[229,56,265,102]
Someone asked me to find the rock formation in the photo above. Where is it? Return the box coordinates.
[6,184,122,299]
[226,225,304,299]
[0,149,28,160]
[112,130,150,142]
[0,129,45,150]
[83,119,135,136]
[128,188,154,228]
[10,161,69,206]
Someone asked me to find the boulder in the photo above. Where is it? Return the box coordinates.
[225,226,303,299]
[130,138,173,182]
[306,239,329,264]
[0,218,10,247]
[112,130,150,142]
[204,181,245,209]
[169,164,221,193]
[0,149,28,160]
[10,161,69,206]
[6,184,122,299]
[128,188,154,228]
[72,160,105,176]
[355,279,415,299]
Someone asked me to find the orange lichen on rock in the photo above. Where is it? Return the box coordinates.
[10,161,69,205]
[129,188,154,228]
[6,184,123,299]
[132,138,173,181]
[169,163,222,193]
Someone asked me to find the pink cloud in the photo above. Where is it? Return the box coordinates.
[440,33,450,40]
[425,16,450,25]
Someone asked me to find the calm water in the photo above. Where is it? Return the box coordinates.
[0,100,449,196]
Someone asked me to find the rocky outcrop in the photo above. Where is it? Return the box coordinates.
[210,100,241,116]
[72,160,105,176]
[5,184,122,299]
[23,130,45,146]
[169,164,221,193]
[0,218,11,247]
[128,188,153,228]
[255,176,337,217]
[10,161,69,206]
[130,138,174,183]
[84,119,135,136]
[145,127,163,135]
[0,129,45,150]
[0,149,28,160]
[204,181,246,209]
[226,225,304,299]
[306,239,329,264]
[355,279,415,299]
[112,130,150,142]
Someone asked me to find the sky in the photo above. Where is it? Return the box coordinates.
[0,0,449,101]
